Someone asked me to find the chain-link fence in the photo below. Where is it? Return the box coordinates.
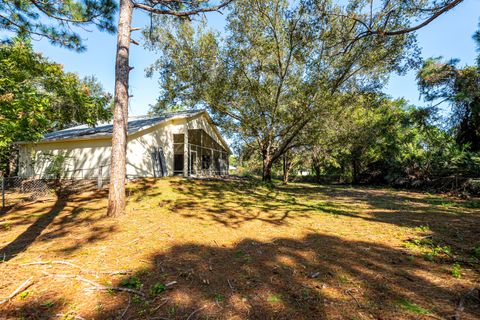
[1,167,111,209]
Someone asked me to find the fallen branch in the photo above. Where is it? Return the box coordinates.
[55,314,85,320]
[186,304,209,320]
[0,277,34,305]
[43,272,145,297]
[227,279,234,291]
[21,260,132,275]
[150,298,169,313]
[120,296,131,319]
[345,288,361,308]
[453,288,480,320]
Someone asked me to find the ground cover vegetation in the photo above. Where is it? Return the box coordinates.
[0,178,479,319]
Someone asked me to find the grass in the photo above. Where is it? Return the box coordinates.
[395,298,430,315]
[0,177,479,319]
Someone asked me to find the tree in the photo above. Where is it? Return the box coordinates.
[107,0,232,217]
[0,39,112,176]
[0,0,116,51]
[417,25,480,151]
[146,0,438,182]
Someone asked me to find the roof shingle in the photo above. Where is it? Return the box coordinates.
[41,110,203,142]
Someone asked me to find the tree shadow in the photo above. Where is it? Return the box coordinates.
[80,233,479,319]
[167,179,312,228]
[0,186,112,261]
[0,197,67,262]
[1,179,478,319]
[291,185,480,256]
[166,179,479,259]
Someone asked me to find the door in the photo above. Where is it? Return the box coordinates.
[173,154,184,175]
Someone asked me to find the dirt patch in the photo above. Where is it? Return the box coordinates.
[0,178,479,319]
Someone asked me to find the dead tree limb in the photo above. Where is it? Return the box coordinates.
[43,272,145,297]
[0,277,34,305]
[186,304,210,320]
[453,288,480,320]
[21,260,132,275]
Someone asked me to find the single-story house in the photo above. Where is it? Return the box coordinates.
[16,110,231,179]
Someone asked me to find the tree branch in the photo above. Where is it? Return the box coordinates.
[133,0,233,16]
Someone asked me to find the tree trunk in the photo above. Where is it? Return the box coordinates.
[352,158,360,184]
[107,0,133,217]
[282,155,291,184]
[262,156,273,182]
[312,164,321,183]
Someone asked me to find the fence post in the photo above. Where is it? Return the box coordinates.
[1,176,5,209]
[97,167,102,189]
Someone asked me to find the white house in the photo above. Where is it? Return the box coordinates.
[16,110,231,179]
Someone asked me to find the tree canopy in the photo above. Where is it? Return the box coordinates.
[0,39,112,175]
[418,59,480,151]
[146,0,430,181]
[0,0,117,51]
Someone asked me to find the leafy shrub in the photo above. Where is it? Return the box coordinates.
[150,282,166,295]
[120,276,141,289]
[451,263,462,278]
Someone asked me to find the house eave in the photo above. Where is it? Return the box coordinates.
[15,110,232,154]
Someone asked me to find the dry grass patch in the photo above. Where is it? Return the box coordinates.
[0,177,479,319]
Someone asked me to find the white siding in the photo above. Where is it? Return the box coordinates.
[17,114,227,179]
[18,139,111,179]
[187,113,226,148]
[125,118,187,178]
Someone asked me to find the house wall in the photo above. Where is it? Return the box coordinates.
[125,118,187,178]
[186,113,225,147]
[16,113,228,179]
[18,139,112,179]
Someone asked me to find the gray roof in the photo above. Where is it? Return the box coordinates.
[41,110,204,142]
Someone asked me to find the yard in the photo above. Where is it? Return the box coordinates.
[0,178,479,319]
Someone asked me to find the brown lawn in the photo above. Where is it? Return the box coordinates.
[0,177,479,319]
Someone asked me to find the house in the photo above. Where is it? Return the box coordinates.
[16,110,231,179]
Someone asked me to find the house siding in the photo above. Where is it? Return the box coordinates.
[17,113,228,179]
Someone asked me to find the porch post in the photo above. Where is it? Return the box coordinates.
[183,123,189,177]
[211,148,214,176]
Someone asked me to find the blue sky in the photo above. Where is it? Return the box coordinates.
[31,0,480,116]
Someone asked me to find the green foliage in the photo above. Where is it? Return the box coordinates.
[302,91,480,190]
[18,290,29,300]
[120,276,142,289]
[414,225,430,232]
[395,299,430,315]
[417,23,480,151]
[45,152,70,180]
[0,40,112,174]
[0,0,116,51]
[471,246,480,260]
[145,0,420,181]
[214,293,225,302]
[150,282,166,295]
[267,294,282,303]
[404,237,452,261]
[132,294,142,304]
[41,300,55,308]
[451,262,462,278]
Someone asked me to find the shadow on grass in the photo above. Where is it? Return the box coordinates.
[0,197,67,262]
[1,179,479,319]
[0,186,112,261]
[0,297,68,320]
[57,233,480,319]
[166,179,480,257]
